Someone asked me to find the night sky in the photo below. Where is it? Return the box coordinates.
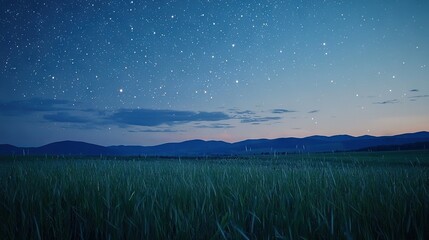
[1,0,429,147]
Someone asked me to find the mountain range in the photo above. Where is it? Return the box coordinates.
[1,131,428,156]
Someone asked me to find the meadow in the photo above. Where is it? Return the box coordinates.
[0,151,428,239]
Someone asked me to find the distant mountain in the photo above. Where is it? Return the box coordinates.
[0,144,21,155]
[0,131,428,156]
[34,141,115,156]
[110,140,230,156]
[0,141,114,156]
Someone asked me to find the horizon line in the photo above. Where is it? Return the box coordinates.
[2,130,428,148]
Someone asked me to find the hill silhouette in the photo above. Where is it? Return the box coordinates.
[1,131,428,156]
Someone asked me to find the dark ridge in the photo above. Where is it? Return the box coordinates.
[0,131,428,156]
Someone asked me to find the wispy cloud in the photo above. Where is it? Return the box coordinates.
[0,98,74,115]
[240,116,282,123]
[107,109,231,127]
[271,109,295,114]
[230,108,284,124]
[194,123,234,129]
[409,95,429,99]
[373,99,399,105]
[235,110,255,115]
[128,129,184,133]
[1,98,290,130]
[44,112,91,123]
[228,109,255,115]
[408,95,429,102]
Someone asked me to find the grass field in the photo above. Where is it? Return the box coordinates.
[0,151,428,239]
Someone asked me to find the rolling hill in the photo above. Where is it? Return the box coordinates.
[0,131,428,156]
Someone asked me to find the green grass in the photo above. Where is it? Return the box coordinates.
[1,151,428,239]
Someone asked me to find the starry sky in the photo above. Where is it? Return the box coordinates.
[1,0,429,147]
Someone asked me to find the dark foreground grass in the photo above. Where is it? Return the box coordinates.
[0,151,428,239]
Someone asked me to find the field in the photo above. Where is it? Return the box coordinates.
[1,151,428,239]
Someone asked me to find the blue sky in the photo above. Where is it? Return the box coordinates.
[1,0,429,146]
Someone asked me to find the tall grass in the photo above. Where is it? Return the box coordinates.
[0,153,428,239]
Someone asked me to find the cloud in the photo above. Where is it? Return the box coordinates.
[231,109,283,124]
[194,123,234,129]
[128,129,183,133]
[107,109,231,127]
[373,99,399,105]
[228,109,256,115]
[2,98,261,129]
[58,124,103,130]
[409,95,429,99]
[408,94,429,102]
[308,110,319,114]
[0,98,74,115]
[240,116,282,123]
[271,109,295,114]
[43,112,91,123]
[235,110,256,115]
[409,89,419,92]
